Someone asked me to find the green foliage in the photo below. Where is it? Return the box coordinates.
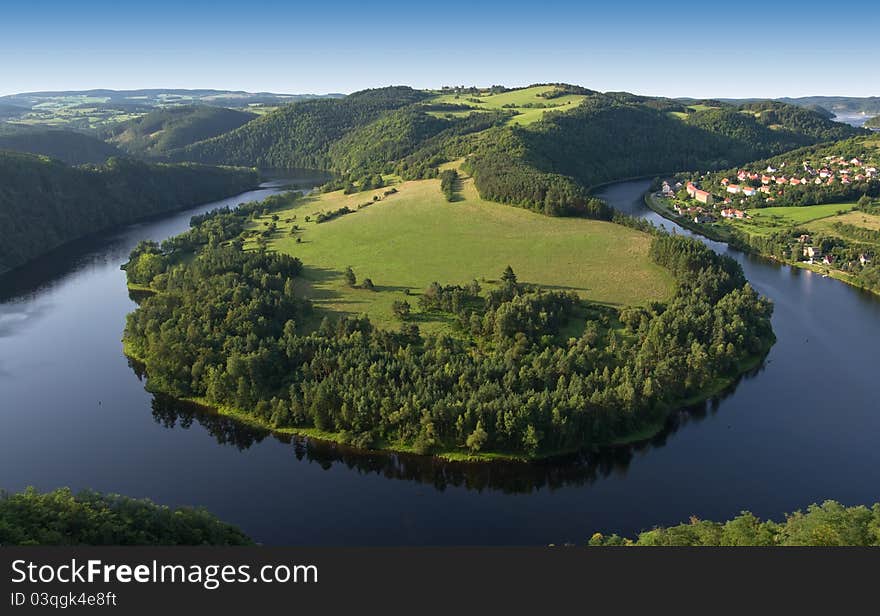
[0,124,122,164]
[589,500,880,546]
[175,87,430,169]
[0,487,252,545]
[0,151,258,273]
[102,104,256,158]
[440,168,459,201]
[122,197,773,458]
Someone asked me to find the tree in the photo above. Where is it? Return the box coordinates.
[362,278,375,291]
[466,421,488,453]
[345,266,356,287]
[392,300,411,320]
[501,265,517,285]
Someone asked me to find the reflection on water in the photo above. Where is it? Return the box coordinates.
[3,175,880,545]
[141,360,763,495]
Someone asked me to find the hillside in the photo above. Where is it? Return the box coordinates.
[0,124,123,164]
[866,115,880,129]
[0,152,258,273]
[175,86,431,168]
[255,172,674,332]
[103,105,257,157]
[169,85,860,222]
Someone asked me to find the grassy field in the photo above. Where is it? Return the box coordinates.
[428,85,587,126]
[724,203,859,236]
[248,174,674,332]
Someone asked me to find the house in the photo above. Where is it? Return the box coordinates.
[776,176,789,185]
[742,187,757,196]
[860,254,872,266]
[721,178,730,186]
[721,208,747,219]
[737,170,748,181]
[727,184,741,194]
[759,186,773,193]
[686,182,714,205]
[822,255,834,265]
[789,178,801,186]
[804,246,822,259]
[761,175,772,184]
[798,234,811,244]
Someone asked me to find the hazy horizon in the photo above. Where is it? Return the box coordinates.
[1,0,877,99]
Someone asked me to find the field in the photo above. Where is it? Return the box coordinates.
[807,210,880,241]
[428,85,588,126]
[724,203,859,236]
[248,175,674,332]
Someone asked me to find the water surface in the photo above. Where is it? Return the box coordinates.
[1,178,879,544]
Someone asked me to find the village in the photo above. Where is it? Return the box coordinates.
[657,152,879,226]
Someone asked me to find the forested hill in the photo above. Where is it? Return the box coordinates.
[0,125,123,164]
[158,84,862,221]
[103,105,257,158]
[464,93,864,213]
[0,152,258,273]
[174,86,431,169]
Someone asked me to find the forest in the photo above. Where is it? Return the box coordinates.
[0,124,122,164]
[175,87,431,169]
[122,196,773,459]
[588,500,880,546]
[102,104,257,158]
[0,487,251,545]
[0,152,258,273]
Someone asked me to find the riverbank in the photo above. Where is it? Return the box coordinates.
[122,332,773,465]
[644,192,880,297]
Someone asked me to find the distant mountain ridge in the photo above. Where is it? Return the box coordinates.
[0,89,345,110]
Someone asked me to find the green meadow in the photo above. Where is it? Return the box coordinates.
[248,175,674,332]
[428,85,587,126]
[724,202,859,236]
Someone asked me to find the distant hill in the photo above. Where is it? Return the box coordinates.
[0,88,343,110]
[0,152,258,273]
[103,105,257,158]
[0,125,123,164]
[175,86,431,169]
[866,115,880,129]
[0,103,26,120]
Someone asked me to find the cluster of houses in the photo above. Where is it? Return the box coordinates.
[726,155,878,191]
[797,234,873,268]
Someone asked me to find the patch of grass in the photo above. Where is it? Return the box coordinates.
[249,175,674,333]
[724,202,858,236]
[809,210,880,233]
[429,85,587,126]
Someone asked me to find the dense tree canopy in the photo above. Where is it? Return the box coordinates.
[0,151,258,273]
[589,500,880,546]
[0,487,251,545]
[0,124,122,164]
[102,104,257,158]
[123,196,773,459]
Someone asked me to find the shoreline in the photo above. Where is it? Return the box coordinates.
[643,192,880,298]
[122,335,773,465]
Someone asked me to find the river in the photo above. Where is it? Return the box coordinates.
[1,177,879,545]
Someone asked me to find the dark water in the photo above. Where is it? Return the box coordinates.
[1,178,879,545]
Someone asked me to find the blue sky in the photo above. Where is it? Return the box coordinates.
[1,0,877,98]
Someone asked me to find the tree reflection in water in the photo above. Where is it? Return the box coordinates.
[139,360,763,494]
